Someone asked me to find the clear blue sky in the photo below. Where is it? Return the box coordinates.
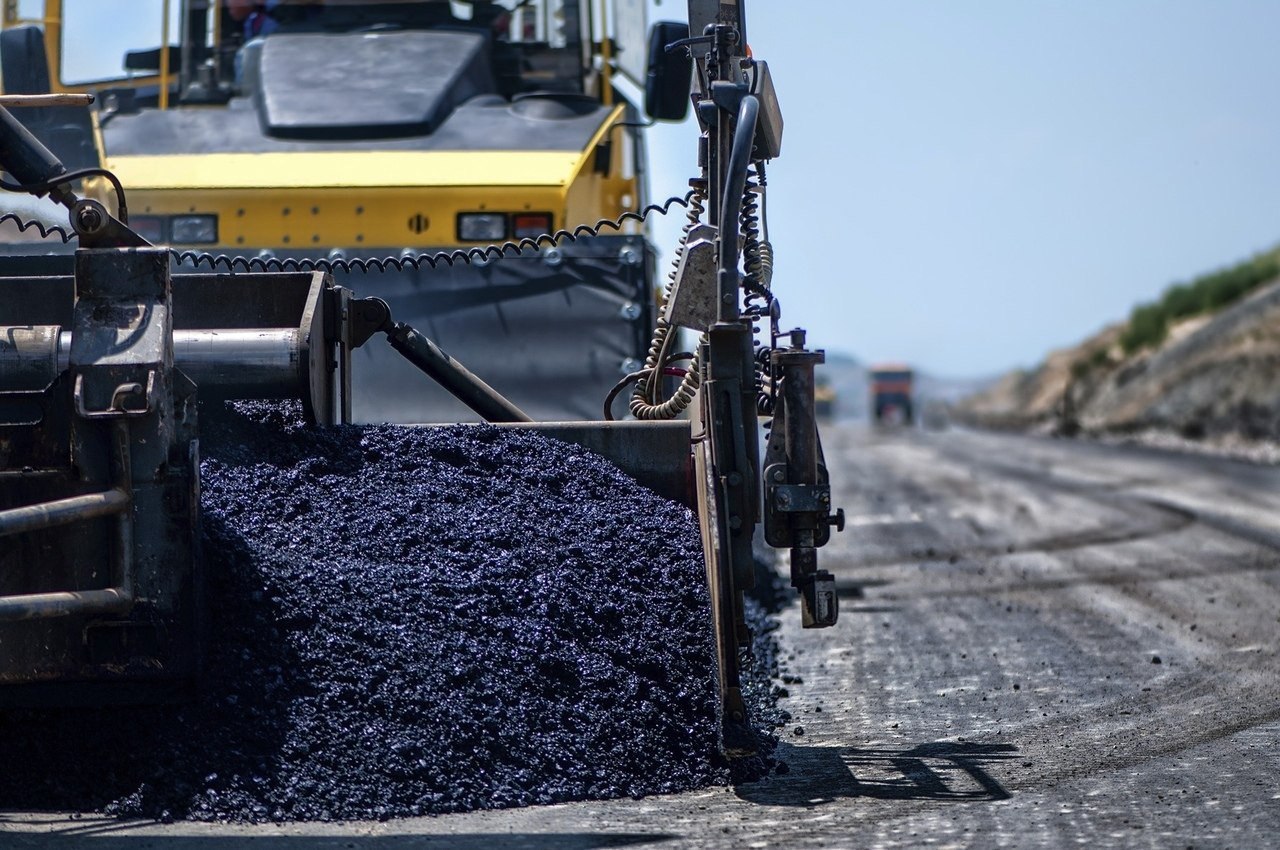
[646,0,1280,375]
[13,1,1280,376]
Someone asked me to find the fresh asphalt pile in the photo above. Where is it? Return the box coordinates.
[0,402,781,822]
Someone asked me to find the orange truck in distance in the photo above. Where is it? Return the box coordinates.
[869,363,914,426]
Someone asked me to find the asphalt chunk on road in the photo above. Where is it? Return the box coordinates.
[0,401,779,822]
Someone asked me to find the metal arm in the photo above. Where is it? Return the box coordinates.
[0,103,76,207]
[684,0,844,756]
[337,295,532,424]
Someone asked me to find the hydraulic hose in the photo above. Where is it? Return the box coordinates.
[717,94,760,322]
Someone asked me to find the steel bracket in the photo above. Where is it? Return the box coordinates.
[771,482,830,514]
[73,371,157,418]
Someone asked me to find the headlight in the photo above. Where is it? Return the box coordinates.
[169,214,218,244]
[457,213,507,242]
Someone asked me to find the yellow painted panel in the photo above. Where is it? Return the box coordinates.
[111,105,640,251]
[108,151,586,190]
[134,185,569,250]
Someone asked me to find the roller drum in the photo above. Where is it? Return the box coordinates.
[170,328,302,397]
[24,329,303,398]
[0,325,66,391]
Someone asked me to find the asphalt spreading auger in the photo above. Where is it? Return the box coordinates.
[0,2,842,755]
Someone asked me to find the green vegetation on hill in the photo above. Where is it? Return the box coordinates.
[1118,247,1280,355]
[1070,345,1110,380]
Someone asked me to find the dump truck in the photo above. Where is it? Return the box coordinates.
[0,0,844,755]
[870,362,914,426]
[1,0,699,421]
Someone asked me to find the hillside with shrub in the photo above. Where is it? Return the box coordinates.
[959,245,1280,444]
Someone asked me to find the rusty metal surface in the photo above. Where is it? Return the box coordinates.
[0,248,193,697]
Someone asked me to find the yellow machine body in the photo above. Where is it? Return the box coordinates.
[111,136,635,252]
[2,0,662,420]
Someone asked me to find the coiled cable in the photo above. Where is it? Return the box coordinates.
[0,182,694,271]
[0,211,73,243]
[603,351,694,421]
[755,345,777,416]
[741,161,780,416]
[741,161,776,320]
[626,180,708,421]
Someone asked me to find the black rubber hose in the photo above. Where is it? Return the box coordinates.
[0,166,129,223]
[717,94,760,320]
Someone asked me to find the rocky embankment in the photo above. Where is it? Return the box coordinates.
[959,275,1280,445]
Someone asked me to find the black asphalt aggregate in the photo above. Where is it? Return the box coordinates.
[0,402,779,822]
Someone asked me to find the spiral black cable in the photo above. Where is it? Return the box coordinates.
[171,191,696,274]
[754,345,777,416]
[741,165,766,307]
[629,181,708,421]
[742,166,769,412]
[740,163,777,318]
[739,162,781,416]
[0,182,693,269]
[0,211,73,243]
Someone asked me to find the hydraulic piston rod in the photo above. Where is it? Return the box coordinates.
[385,322,532,423]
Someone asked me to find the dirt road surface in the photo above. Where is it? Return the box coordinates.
[5,425,1279,848]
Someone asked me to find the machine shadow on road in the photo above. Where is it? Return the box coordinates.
[825,578,900,613]
[735,741,1017,807]
[0,826,676,850]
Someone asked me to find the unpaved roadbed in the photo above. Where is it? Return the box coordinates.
[4,424,1278,847]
